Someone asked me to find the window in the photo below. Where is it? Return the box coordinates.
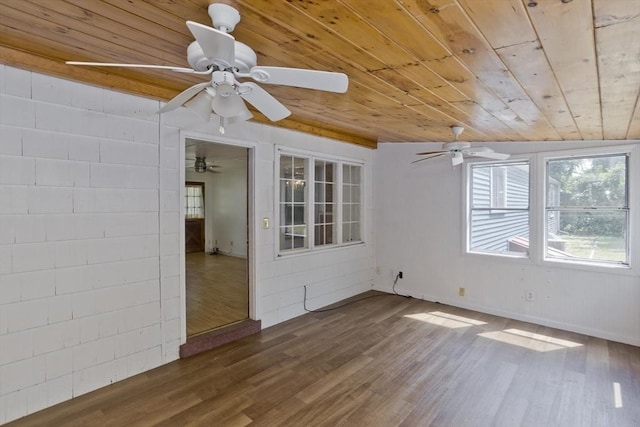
[465,146,636,271]
[279,155,308,251]
[278,151,363,253]
[545,154,629,265]
[468,161,530,256]
[185,183,205,219]
[314,160,336,246]
[342,164,362,243]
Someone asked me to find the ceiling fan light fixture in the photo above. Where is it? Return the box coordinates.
[212,92,245,117]
[184,91,213,121]
[194,157,208,173]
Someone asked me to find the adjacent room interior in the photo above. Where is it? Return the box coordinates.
[0,1,638,425]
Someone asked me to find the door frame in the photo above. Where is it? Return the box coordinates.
[179,131,257,344]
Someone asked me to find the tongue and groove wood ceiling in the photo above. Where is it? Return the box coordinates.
[1,0,639,148]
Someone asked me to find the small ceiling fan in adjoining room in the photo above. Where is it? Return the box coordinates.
[65,3,349,134]
[412,126,511,166]
[189,156,221,174]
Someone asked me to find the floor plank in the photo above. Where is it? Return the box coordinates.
[186,252,249,336]
[9,293,640,426]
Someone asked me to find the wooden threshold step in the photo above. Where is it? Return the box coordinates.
[179,319,261,358]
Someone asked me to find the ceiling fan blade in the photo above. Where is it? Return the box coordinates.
[159,82,210,113]
[464,149,511,160]
[184,91,213,121]
[452,152,464,166]
[238,82,291,121]
[410,153,446,164]
[248,66,349,93]
[65,61,200,74]
[416,150,447,156]
[186,21,235,68]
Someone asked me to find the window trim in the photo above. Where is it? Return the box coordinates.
[463,144,639,276]
[276,147,364,256]
[537,145,636,273]
[465,159,531,258]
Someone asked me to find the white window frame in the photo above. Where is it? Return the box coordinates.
[276,147,364,256]
[538,145,637,272]
[465,159,531,258]
[463,144,639,275]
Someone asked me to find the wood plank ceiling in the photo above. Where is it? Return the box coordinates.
[1,0,639,148]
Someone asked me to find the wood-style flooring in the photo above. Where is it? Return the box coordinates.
[186,252,249,337]
[9,292,640,426]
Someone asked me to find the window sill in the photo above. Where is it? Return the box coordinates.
[277,241,365,259]
[541,257,636,277]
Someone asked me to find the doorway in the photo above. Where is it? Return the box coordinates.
[184,139,250,337]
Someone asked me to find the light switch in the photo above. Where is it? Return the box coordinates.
[263,217,270,229]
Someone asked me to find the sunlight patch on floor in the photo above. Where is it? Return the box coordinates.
[478,328,583,352]
[404,311,487,329]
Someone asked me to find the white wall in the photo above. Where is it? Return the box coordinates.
[0,66,180,423]
[211,157,247,258]
[373,141,640,346]
[0,65,375,423]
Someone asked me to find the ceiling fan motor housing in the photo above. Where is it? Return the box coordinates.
[208,3,241,33]
[443,141,471,151]
[187,41,211,71]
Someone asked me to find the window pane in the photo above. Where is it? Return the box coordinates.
[280,156,292,179]
[326,184,334,202]
[185,184,205,219]
[315,161,325,181]
[546,210,628,264]
[326,163,334,181]
[472,163,529,209]
[314,204,325,223]
[342,223,351,242]
[547,155,627,208]
[294,157,306,179]
[343,184,351,202]
[315,183,324,203]
[470,210,530,255]
[352,186,360,203]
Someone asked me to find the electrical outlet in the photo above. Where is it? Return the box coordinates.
[459,287,465,297]
[526,291,535,301]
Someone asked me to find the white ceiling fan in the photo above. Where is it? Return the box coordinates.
[66,3,349,133]
[412,126,510,166]
[190,156,221,174]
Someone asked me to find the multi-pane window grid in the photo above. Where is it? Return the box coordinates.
[545,154,629,265]
[185,184,204,219]
[278,154,363,253]
[469,162,530,256]
[279,156,308,251]
[314,160,336,246]
[342,164,362,243]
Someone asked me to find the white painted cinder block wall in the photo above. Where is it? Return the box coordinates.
[0,65,184,423]
[0,65,375,424]
[373,141,640,347]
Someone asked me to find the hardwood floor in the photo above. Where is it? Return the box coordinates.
[186,252,248,337]
[10,293,639,426]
